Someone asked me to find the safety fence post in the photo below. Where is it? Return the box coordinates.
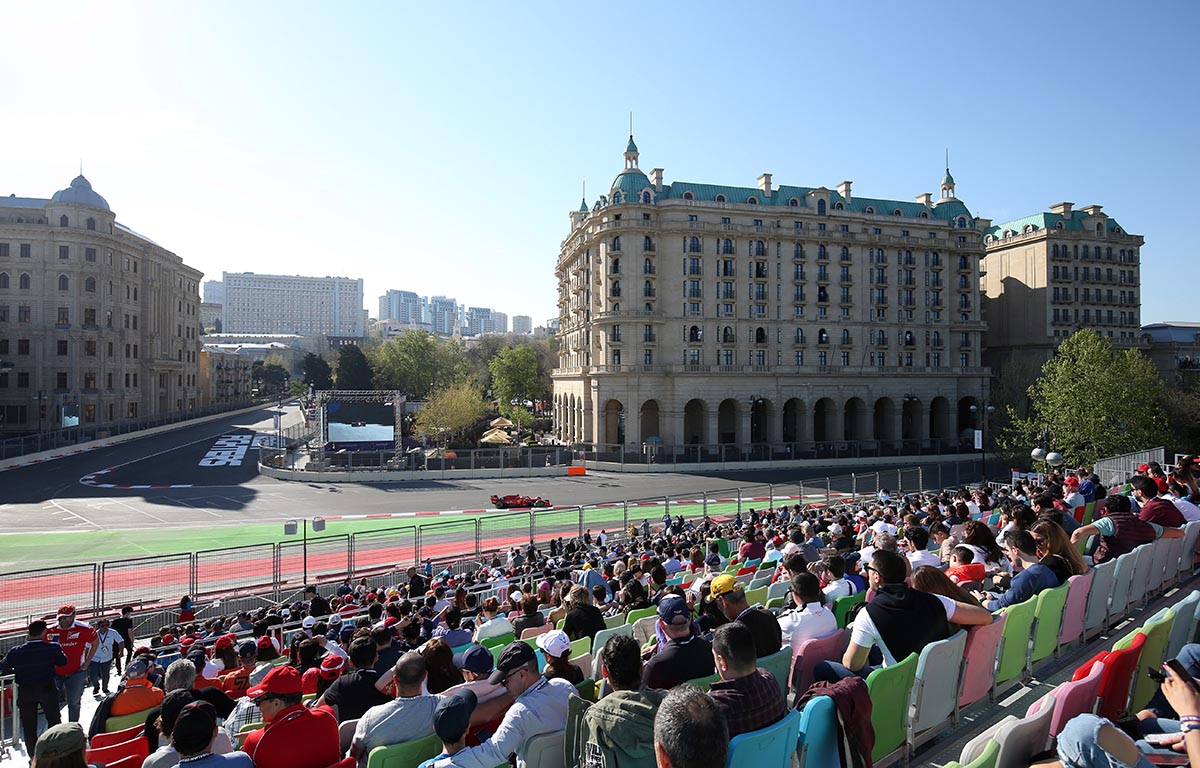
[851,473,857,502]
[825,477,831,508]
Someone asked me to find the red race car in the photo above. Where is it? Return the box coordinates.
[490,494,552,509]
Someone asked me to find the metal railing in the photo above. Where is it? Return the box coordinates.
[277,445,573,474]
[1095,447,1165,487]
[0,673,14,751]
[0,462,979,636]
[576,439,975,467]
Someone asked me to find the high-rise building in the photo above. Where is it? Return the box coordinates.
[429,296,459,336]
[512,315,533,335]
[378,289,427,324]
[0,174,203,433]
[552,136,988,449]
[981,202,1142,371]
[202,280,224,304]
[466,306,501,336]
[222,272,364,337]
[493,312,508,334]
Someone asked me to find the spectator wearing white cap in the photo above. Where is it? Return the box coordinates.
[537,630,584,685]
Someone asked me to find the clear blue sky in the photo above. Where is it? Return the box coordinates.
[2,2,1196,326]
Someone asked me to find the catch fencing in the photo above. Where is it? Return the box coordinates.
[0,462,976,632]
[1094,447,1165,488]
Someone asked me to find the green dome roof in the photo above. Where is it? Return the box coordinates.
[610,169,651,202]
[942,168,955,186]
[626,135,638,153]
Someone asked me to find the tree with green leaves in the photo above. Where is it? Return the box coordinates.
[490,345,548,431]
[301,353,334,391]
[414,382,487,447]
[998,329,1170,467]
[252,354,290,395]
[334,344,375,390]
[370,330,464,400]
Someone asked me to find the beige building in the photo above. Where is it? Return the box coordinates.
[199,345,254,407]
[552,137,990,455]
[981,203,1142,371]
[0,175,202,434]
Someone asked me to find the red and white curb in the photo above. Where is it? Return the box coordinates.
[80,468,193,490]
[0,442,122,473]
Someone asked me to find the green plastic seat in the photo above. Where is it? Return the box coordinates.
[574,677,597,702]
[714,537,730,559]
[480,632,513,650]
[944,738,1000,768]
[1081,501,1096,526]
[105,709,157,733]
[604,614,625,629]
[1127,609,1177,712]
[994,596,1038,691]
[366,732,441,768]
[765,596,785,610]
[866,652,919,764]
[625,606,656,625]
[744,586,768,607]
[833,592,865,629]
[1031,583,1070,665]
[569,636,591,659]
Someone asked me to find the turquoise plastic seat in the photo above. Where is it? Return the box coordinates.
[724,709,802,768]
[833,592,865,628]
[796,695,840,768]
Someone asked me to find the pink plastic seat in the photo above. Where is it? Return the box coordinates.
[1058,570,1094,650]
[519,624,553,640]
[1028,660,1104,738]
[790,629,848,696]
[958,613,1007,708]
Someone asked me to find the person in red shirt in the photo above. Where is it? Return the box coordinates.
[1131,475,1186,528]
[46,605,97,722]
[241,666,340,768]
[219,641,258,698]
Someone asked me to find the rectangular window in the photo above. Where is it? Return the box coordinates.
[84,339,96,356]
[56,372,68,389]
[59,245,69,260]
[20,244,30,258]
[17,372,29,388]
[17,339,29,355]
[85,248,96,262]
[57,307,69,324]
[56,340,68,356]
[0,244,8,258]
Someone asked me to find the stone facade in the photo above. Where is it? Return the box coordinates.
[199,345,254,407]
[552,138,990,452]
[0,175,202,433]
[222,272,364,337]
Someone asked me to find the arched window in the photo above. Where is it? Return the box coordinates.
[612,303,620,312]
[643,257,652,274]
[747,197,758,205]
[689,325,702,342]
[643,281,653,297]
[1096,223,1104,233]
[865,206,875,214]
[817,199,826,215]
[795,328,805,343]
[611,257,620,274]
[688,237,700,253]
[611,280,621,298]
[793,244,803,258]
[818,328,829,344]
[788,198,799,207]
[1023,224,1033,233]
[840,247,849,259]
[960,275,970,289]
[841,329,851,344]
[58,274,69,291]
[1052,244,1059,257]
[19,273,30,289]
[612,236,621,251]
[984,235,993,243]
[15,217,22,223]
[904,331,915,346]
[85,277,96,292]
[644,302,652,312]
[754,241,765,256]
[957,217,967,228]
[641,191,651,204]
[833,202,844,210]
[612,191,622,204]
[715,194,726,203]
[818,245,827,259]
[919,211,928,218]
[86,218,96,230]
[893,209,903,216]
[723,326,734,342]
[932,331,942,346]
[0,273,8,289]
[59,215,69,227]
[1055,222,1064,230]
[682,191,694,201]
[643,236,653,252]
[723,239,733,254]
[755,327,767,344]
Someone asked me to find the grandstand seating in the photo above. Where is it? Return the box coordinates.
[365,732,441,768]
[590,622,634,656]
[957,694,1055,768]
[790,629,848,697]
[1080,557,1115,640]
[89,723,145,748]
[993,596,1037,695]
[1166,589,1200,660]
[909,630,968,752]
[1030,583,1070,665]
[524,730,566,768]
[625,606,655,625]
[832,592,865,628]
[1027,661,1104,741]
[1058,570,1093,651]
[85,735,149,766]
[756,646,793,699]
[867,651,919,765]
[959,613,1006,709]
[104,709,156,734]
[767,580,791,602]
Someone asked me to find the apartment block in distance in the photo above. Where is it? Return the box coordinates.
[553,136,989,453]
[0,174,203,433]
[222,272,364,338]
[981,202,1142,371]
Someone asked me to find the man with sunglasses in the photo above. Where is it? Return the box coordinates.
[431,641,574,768]
[242,666,339,768]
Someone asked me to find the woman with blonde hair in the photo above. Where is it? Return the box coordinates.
[1030,519,1088,584]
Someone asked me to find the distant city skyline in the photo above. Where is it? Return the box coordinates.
[2,3,1196,324]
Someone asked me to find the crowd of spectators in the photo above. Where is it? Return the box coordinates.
[6,457,1200,767]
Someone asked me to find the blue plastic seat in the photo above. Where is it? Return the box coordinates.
[796,695,840,768]
[724,708,802,768]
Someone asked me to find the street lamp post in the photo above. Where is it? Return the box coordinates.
[284,516,326,584]
[969,403,995,485]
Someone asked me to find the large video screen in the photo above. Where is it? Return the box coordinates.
[325,401,395,449]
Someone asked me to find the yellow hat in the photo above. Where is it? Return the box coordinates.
[709,574,741,598]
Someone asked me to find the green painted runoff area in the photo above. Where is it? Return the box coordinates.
[0,496,830,569]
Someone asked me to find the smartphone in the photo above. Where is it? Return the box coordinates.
[1165,659,1199,689]
[1148,667,1168,685]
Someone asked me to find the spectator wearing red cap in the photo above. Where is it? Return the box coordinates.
[308,653,345,698]
[46,604,98,722]
[241,666,339,768]
[1063,476,1085,514]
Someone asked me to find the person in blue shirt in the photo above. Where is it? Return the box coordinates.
[971,530,1060,611]
[418,689,478,767]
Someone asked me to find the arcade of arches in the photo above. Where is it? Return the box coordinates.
[552,392,982,448]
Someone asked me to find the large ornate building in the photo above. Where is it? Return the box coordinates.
[981,203,1142,372]
[552,138,991,453]
[0,175,203,433]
